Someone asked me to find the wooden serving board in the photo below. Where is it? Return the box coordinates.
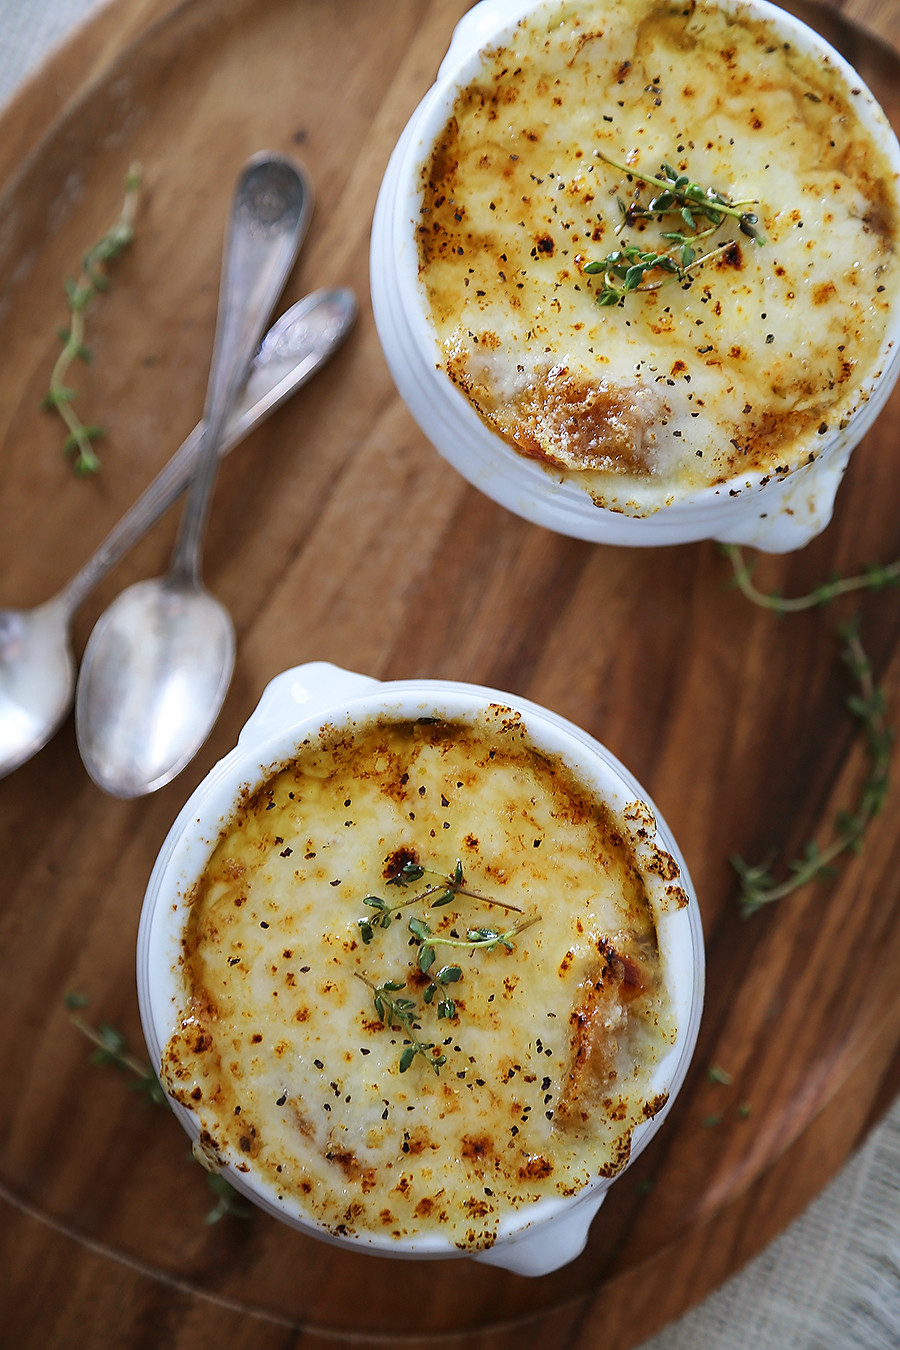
[2,1,900,1347]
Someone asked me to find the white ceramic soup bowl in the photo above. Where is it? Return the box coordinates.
[370,0,900,552]
[137,661,704,1276]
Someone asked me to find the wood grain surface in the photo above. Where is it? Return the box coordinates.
[2,1,900,1347]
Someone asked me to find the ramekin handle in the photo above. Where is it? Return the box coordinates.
[713,449,851,553]
[472,1191,606,1277]
[237,662,380,747]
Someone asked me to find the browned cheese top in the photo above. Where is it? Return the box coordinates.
[417,0,900,514]
[161,709,683,1250]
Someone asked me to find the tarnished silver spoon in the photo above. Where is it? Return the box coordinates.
[74,153,311,797]
[0,286,356,780]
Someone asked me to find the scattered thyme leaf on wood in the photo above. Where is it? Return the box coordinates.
[585,153,763,305]
[42,162,142,475]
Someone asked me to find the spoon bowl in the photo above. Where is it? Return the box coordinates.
[0,599,73,769]
[74,579,234,796]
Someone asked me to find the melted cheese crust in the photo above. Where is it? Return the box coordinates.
[162,709,681,1250]
[417,0,900,514]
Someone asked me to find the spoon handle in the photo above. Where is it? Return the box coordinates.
[56,288,354,618]
[169,154,311,586]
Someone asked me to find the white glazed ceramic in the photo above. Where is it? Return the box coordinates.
[370,0,900,552]
[137,661,704,1276]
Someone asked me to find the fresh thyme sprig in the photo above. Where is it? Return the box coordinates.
[730,618,892,914]
[586,153,763,305]
[722,543,894,912]
[585,238,735,305]
[409,912,541,957]
[600,154,763,235]
[358,912,541,1075]
[42,163,142,474]
[388,857,514,906]
[64,993,249,1222]
[354,858,540,1073]
[64,991,165,1104]
[357,858,521,943]
[408,911,540,1020]
[721,542,900,614]
[356,973,447,1074]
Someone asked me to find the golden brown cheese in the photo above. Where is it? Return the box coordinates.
[161,708,681,1250]
[417,0,900,514]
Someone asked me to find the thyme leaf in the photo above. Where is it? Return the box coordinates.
[600,154,763,236]
[65,991,165,1105]
[411,914,542,955]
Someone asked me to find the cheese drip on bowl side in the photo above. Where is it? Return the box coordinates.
[161,707,683,1251]
[417,0,900,516]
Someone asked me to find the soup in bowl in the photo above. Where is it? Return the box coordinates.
[137,662,704,1275]
[370,0,900,550]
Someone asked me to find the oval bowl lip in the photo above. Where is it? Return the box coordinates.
[137,665,705,1259]
[370,0,900,548]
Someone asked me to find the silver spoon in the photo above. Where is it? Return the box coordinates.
[0,286,356,780]
[74,153,311,798]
